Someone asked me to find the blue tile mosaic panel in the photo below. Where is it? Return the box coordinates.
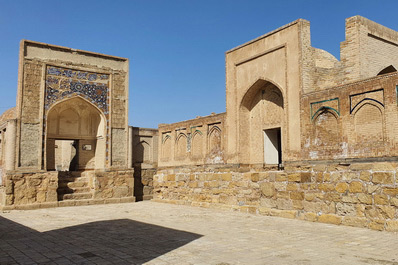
[45,66,109,113]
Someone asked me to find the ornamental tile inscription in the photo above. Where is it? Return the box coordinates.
[45,66,109,113]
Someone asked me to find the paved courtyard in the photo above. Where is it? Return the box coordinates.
[0,201,397,265]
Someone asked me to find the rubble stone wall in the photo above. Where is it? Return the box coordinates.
[3,172,58,206]
[154,162,398,232]
[93,170,134,199]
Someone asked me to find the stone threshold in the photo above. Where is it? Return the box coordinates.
[1,196,136,211]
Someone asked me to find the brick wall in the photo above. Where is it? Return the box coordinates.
[302,73,398,160]
[158,113,226,167]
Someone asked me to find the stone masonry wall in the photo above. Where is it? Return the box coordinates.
[93,170,134,200]
[3,172,58,207]
[154,162,398,232]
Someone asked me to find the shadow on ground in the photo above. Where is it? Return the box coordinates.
[0,216,202,264]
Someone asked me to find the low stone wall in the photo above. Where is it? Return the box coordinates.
[0,169,135,210]
[3,172,58,207]
[153,162,398,232]
[93,170,135,200]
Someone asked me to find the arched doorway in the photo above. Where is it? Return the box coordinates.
[45,97,106,171]
[239,79,284,165]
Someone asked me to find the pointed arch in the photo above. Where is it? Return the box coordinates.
[161,136,172,160]
[208,126,221,153]
[239,78,284,165]
[377,65,397,76]
[175,133,187,158]
[191,130,203,157]
[45,96,106,171]
[134,140,151,163]
[313,108,340,146]
[353,102,384,142]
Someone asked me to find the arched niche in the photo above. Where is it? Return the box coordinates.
[46,96,106,171]
[134,141,151,163]
[239,79,284,165]
[175,133,187,159]
[353,101,384,142]
[313,108,340,146]
[191,131,203,157]
[208,126,221,153]
[161,135,171,161]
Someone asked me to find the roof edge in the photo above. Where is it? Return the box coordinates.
[226,18,309,54]
[22,39,128,62]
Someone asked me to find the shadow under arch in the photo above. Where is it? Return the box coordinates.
[45,96,107,171]
[377,65,397,76]
[239,79,285,165]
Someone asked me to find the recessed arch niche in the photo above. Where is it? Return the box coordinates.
[45,96,106,171]
[239,79,284,165]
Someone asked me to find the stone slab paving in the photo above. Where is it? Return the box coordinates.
[0,201,398,265]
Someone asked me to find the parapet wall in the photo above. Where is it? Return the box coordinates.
[158,113,226,167]
[154,162,398,231]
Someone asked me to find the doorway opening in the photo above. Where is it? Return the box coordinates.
[264,128,282,166]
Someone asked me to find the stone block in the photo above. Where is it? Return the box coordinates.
[275,173,287,182]
[286,183,298,191]
[359,171,371,182]
[270,209,296,219]
[386,220,398,232]
[250,173,259,182]
[292,200,304,210]
[342,217,368,228]
[336,202,356,216]
[288,173,301,182]
[304,212,317,222]
[221,173,232,181]
[374,194,388,205]
[369,219,385,231]
[349,181,363,193]
[300,172,312,183]
[377,205,395,219]
[372,172,394,184]
[276,198,293,210]
[260,183,275,197]
[390,197,398,207]
[357,194,372,205]
[290,191,304,200]
[318,183,334,192]
[350,163,373,171]
[372,163,395,171]
[318,214,342,225]
[383,188,398,196]
[335,182,348,193]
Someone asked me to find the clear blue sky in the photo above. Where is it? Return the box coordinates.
[1,0,397,128]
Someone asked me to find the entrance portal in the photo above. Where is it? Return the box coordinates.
[45,97,105,171]
[264,128,281,165]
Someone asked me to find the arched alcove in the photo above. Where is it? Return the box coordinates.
[175,134,187,159]
[191,131,203,157]
[353,102,384,142]
[239,79,284,165]
[135,141,151,163]
[208,127,221,153]
[46,96,106,171]
[313,109,339,146]
[161,135,171,160]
